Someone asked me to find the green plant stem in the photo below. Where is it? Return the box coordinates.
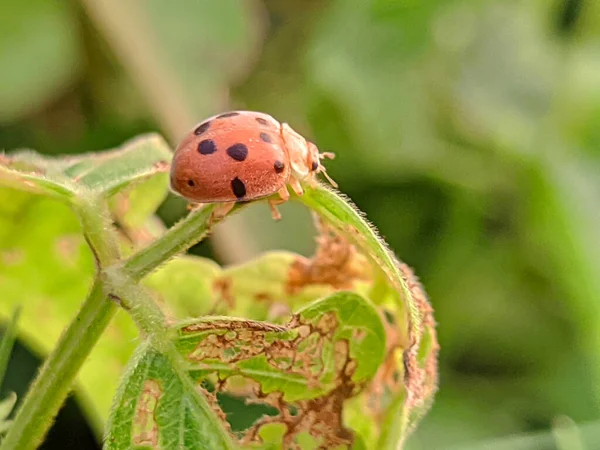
[106,252,235,448]
[122,203,243,281]
[78,196,122,267]
[0,280,117,450]
[104,269,167,341]
[0,198,121,450]
[105,203,240,448]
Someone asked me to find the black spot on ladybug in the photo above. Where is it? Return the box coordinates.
[255,117,269,126]
[226,143,248,161]
[198,139,217,155]
[231,177,246,199]
[260,132,272,143]
[217,112,239,119]
[274,160,285,173]
[311,161,319,171]
[187,179,195,187]
[194,121,211,135]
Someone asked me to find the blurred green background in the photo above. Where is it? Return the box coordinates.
[1,0,600,449]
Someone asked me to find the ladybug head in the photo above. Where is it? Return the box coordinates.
[307,140,337,188]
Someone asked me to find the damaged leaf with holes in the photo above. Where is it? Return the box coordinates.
[107,292,386,449]
[104,342,234,450]
[295,186,440,448]
[144,247,371,322]
[145,212,374,323]
[139,197,439,449]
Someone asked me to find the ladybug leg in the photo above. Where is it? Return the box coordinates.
[187,202,205,212]
[268,200,283,221]
[278,185,290,202]
[268,186,290,221]
[209,202,235,226]
[289,177,304,197]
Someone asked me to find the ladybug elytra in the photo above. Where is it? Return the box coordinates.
[170,111,336,220]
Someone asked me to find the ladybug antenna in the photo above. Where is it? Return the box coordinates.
[318,165,338,188]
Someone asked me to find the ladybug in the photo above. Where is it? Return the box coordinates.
[169,111,336,220]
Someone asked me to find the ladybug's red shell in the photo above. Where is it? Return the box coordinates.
[170,111,291,202]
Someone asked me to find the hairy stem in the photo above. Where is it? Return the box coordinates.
[105,208,236,447]
[122,203,243,281]
[105,203,241,447]
[104,279,235,448]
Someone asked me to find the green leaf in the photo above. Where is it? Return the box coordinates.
[295,186,416,323]
[107,165,170,252]
[294,185,439,448]
[109,174,168,233]
[176,292,385,399]
[169,291,385,448]
[0,0,80,122]
[0,189,138,428]
[142,186,435,448]
[66,135,171,196]
[0,134,172,202]
[105,341,234,450]
[0,306,21,387]
[145,251,338,321]
[143,255,222,319]
[296,292,386,383]
[0,190,95,349]
[219,252,338,320]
